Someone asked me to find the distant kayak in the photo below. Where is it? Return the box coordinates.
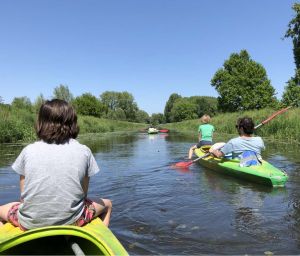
[194,147,288,187]
[158,129,169,133]
[148,128,158,134]
[0,218,128,255]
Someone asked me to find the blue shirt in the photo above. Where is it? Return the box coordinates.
[220,136,265,158]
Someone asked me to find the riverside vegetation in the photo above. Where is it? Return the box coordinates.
[1,104,298,144]
[164,108,299,143]
[0,104,146,143]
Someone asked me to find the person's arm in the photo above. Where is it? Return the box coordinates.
[209,148,224,158]
[82,175,90,196]
[20,175,25,202]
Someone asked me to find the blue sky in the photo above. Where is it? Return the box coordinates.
[0,0,296,114]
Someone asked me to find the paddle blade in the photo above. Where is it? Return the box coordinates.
[174,161,193,168]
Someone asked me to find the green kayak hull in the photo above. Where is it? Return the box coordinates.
[194,148,288,187]
[0,218,128,255]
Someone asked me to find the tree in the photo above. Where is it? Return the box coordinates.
[211,50,276,112]
[189,96,218,117]
[0,96,3,104]
[135,110,150,123]
[150,113,165,126]
[72,93,105,117]
[282,3,300,106]
[53,84,74,102]
[100,91,138,121]
[34,94,45,112]
[282,79,300,107]
[164,93,182,123]
[11,96,32,111]
[100,91,119,111]
[169,98,198,122]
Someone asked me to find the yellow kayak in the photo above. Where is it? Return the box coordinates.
[0,218,128,255]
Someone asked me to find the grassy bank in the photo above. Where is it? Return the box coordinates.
[164,108,299,143]
[0,105,146,143]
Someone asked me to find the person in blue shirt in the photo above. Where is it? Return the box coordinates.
[209,117,265,163]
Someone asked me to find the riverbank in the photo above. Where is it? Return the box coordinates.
[163,108,299,143]
[0,106,146,143]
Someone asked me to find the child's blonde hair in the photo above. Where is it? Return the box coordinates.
[201,114,211,123]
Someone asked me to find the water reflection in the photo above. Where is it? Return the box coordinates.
[1,133,300,254]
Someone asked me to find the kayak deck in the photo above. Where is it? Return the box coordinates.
[0,218,128,255]
[194,148,288,187]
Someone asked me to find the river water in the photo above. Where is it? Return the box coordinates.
[1,132,300,255]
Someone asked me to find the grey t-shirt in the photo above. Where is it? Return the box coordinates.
[220,136,265,158]
[12,139,99,230]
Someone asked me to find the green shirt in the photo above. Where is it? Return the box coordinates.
[198,124,215,141]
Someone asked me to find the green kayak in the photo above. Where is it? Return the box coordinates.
[0,218,128,255]
[194,148,288,187]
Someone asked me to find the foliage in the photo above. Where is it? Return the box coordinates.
[11,96,32,111]
[282,78,300,107]
[169,98,198,122]
[164,93,182,123]
[211,50,276,112]
[164,107,298,143]
[150,113,165,126]
[72,93,105,118]
[100,91,138,121]
[106,108,126,121]
[53,84,74,102]
[33,94,45,113]
[285,3,300,70]
[189,96,218,117]
[135,110,150,123]
[282,3,300,106]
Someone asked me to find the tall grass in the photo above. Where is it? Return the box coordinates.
[0,105,146,143]
[164,108,299,143]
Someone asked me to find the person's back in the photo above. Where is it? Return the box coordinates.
[210,117,265,162]
[13,139,98,229]
[0,99,112,230]
[199,123,214,142]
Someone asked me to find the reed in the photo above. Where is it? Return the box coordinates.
[164,108,299,143]
[0,105,146,143]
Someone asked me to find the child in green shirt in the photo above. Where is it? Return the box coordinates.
[188,114,215,159]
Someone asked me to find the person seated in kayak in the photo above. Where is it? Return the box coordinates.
[188,114,215,159]
[0,99,112,230]
[209,117,265,165]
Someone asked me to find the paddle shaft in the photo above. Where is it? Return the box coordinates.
[254,106,292,129]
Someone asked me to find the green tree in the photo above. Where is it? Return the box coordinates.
[11,96,32,111]
[0,96,3,104]
[150,113,165,126]
[211,50,276,112]
[53,84,74,102]
[170,98,198,122]
[135,110,150,123]
[72,93,105,117]
[33,94,45,112]
[164,93,182,123]
[282,79,300,107]
[282,3,300,106]
[100,91,138,121]
[189,96,218,117]
[100,91,119,111]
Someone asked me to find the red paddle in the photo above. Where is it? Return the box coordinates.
[174,106,292,168]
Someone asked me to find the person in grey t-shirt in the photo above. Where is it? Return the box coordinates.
[209,117,265,160]
[0,99,112,230]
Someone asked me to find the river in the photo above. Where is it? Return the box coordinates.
[1,132,300,255]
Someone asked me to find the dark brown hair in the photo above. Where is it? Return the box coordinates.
[236,117,254,135]
[36,99,79,144]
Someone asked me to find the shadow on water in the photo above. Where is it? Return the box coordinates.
[1,132,300,254]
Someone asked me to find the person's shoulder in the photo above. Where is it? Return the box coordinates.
[69,139,92,153]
